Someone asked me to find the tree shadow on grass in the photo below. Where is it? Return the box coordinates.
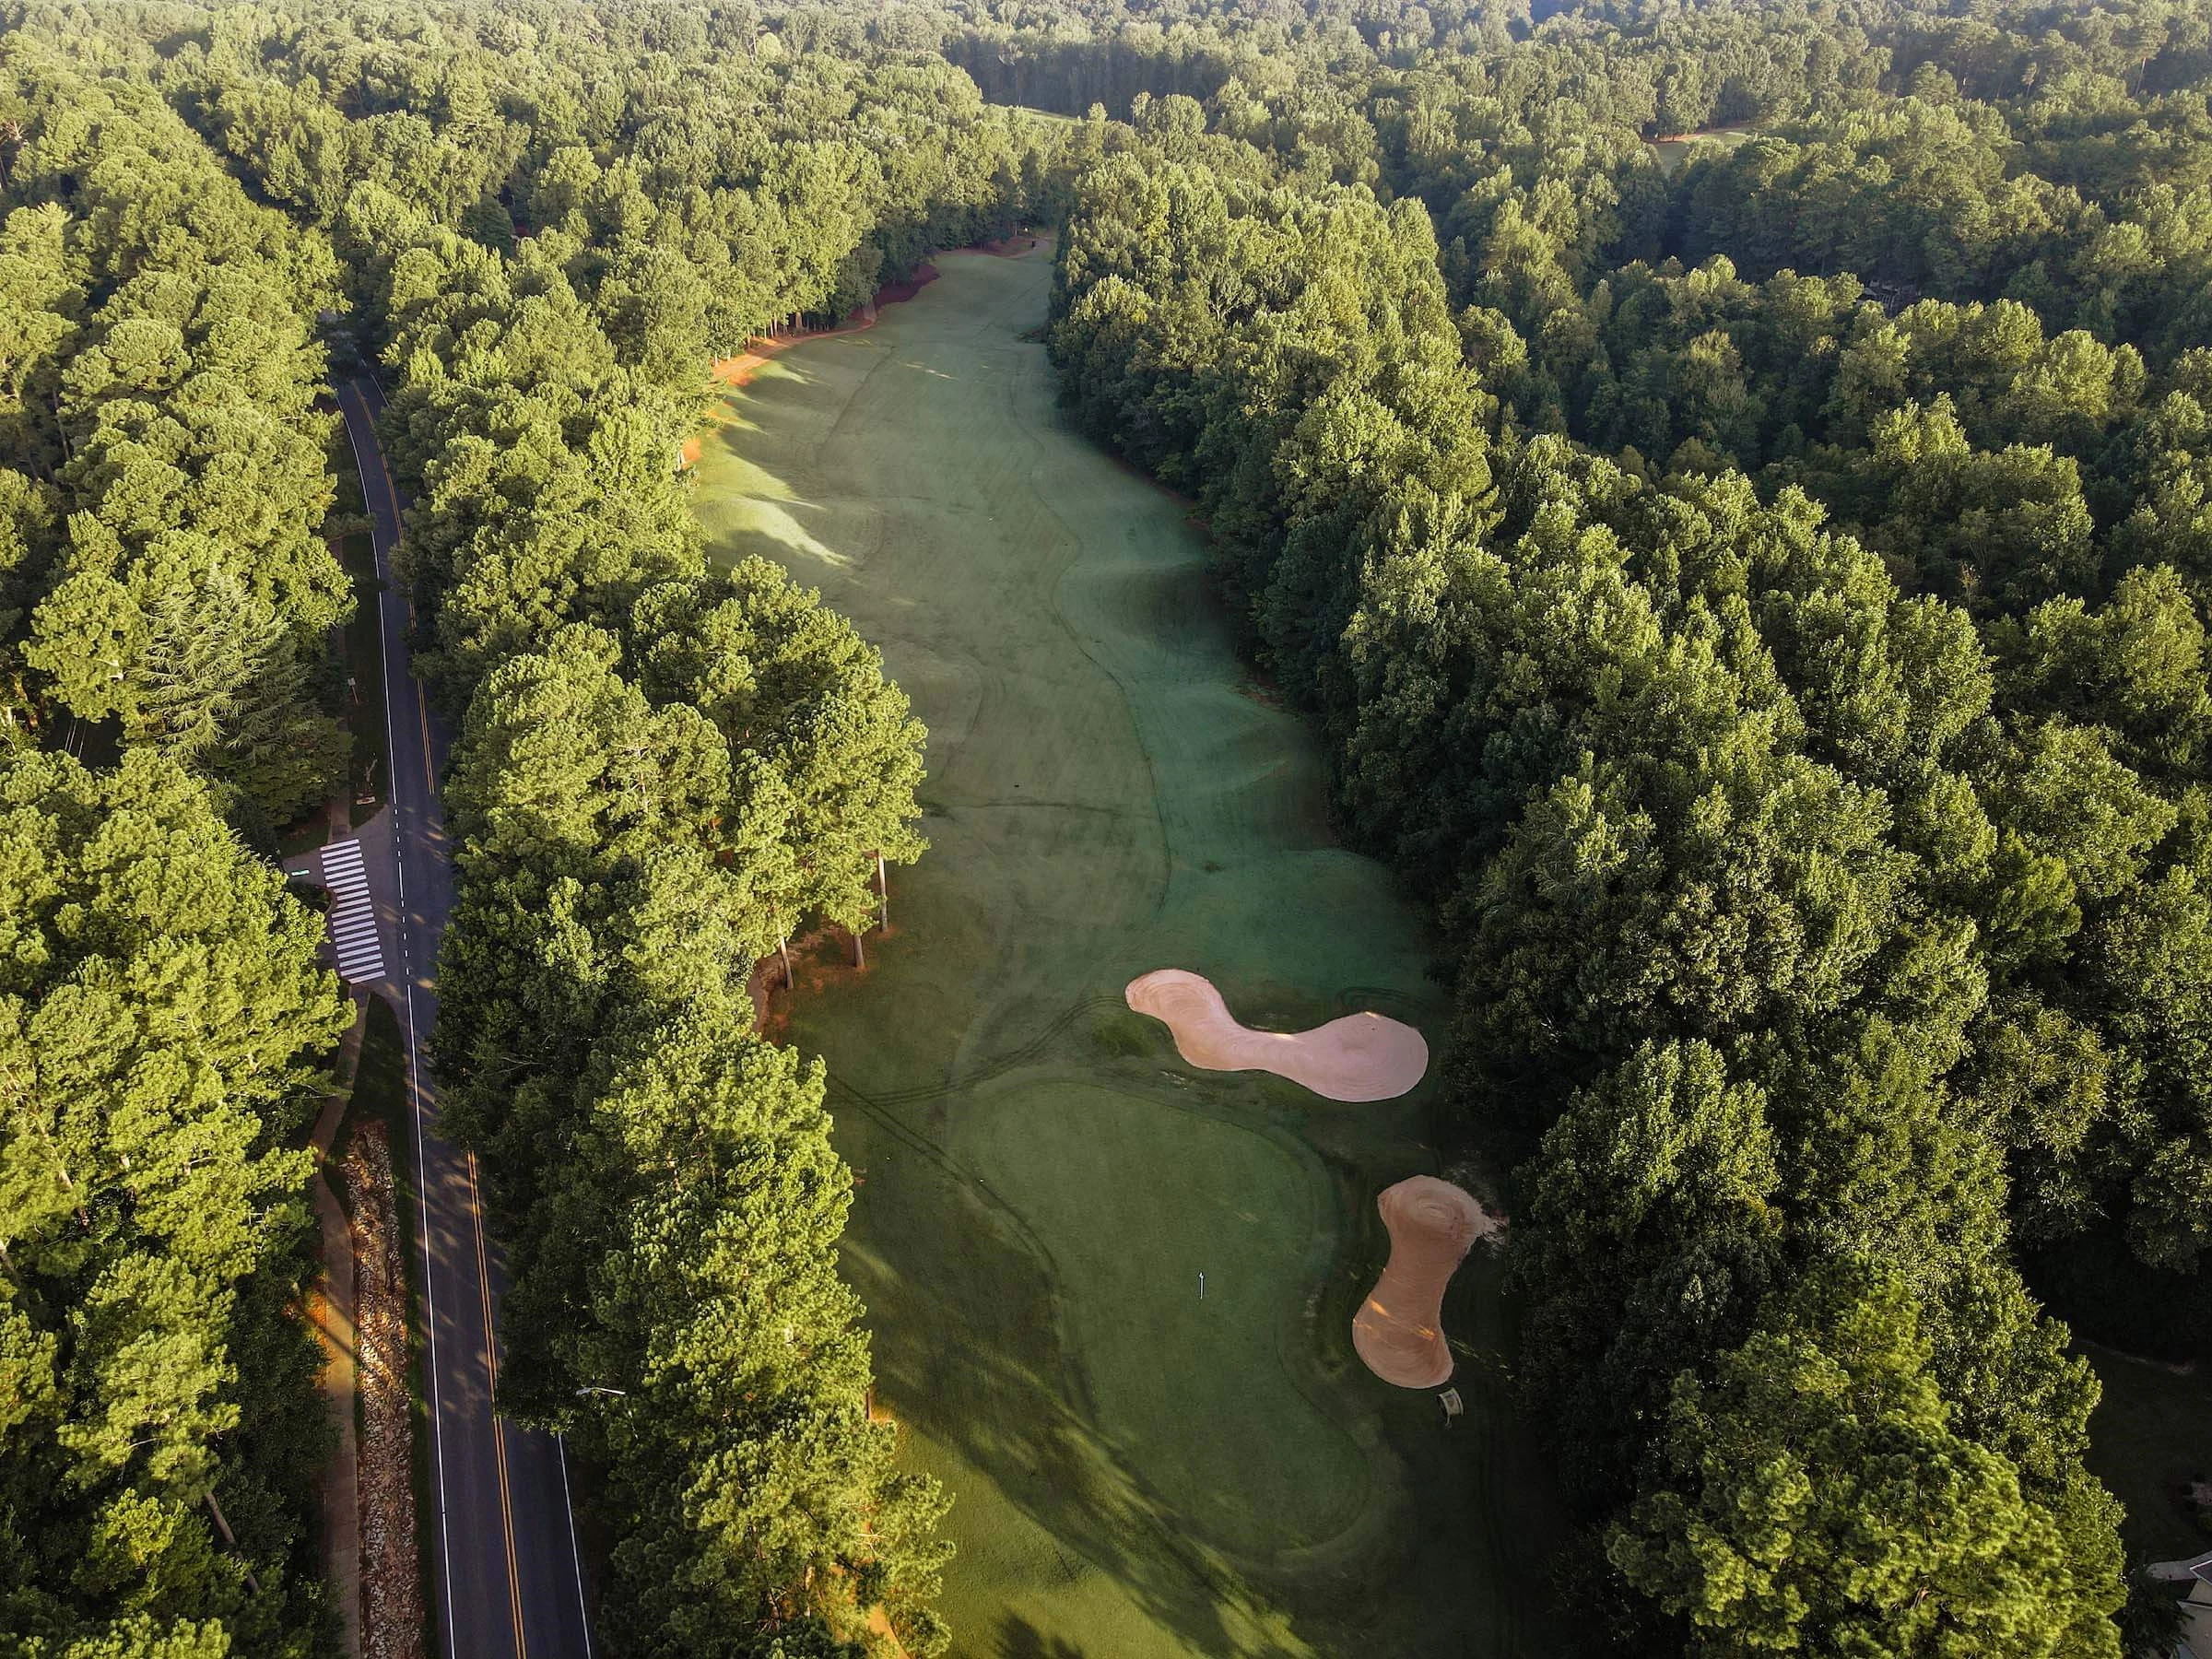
[997,1615,1091,1659]
[836,1086,1321,1659]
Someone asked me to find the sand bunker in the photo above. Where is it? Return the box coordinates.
[1124,969,1429,1102]
[1352,1177,1499,1389]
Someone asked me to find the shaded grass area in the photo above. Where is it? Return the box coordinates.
[338,531,388,827]
[2083,1343,2212,1561]
[341,996,406,1156]
[694,250,1583,1658]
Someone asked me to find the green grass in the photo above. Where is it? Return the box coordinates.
[2083,1343,2212,1561]
[338,531,390,826]
[1649,123,1758,176]
[344,995,406,1155]
[692,250,1584,1658]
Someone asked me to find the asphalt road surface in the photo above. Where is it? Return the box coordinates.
[336,376,595,1659]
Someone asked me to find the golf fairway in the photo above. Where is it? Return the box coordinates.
[692,247,1581,1658]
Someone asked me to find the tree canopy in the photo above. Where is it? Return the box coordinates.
[7,0,2212,1652]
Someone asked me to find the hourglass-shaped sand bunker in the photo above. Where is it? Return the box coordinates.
[1353,1177,1500,1389]
[1124,969,1430,1102]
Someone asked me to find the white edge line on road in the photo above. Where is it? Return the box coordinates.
[349,372,593,1657]
[340,379,460,1659]
[359,378,592,1658]
[558,1435,590,1658]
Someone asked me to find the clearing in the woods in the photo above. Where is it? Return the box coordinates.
[692,245,1584,1659]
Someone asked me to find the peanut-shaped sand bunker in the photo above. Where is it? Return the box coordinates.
[1353,1177,1500,1389]
[1124,969,1430,1102]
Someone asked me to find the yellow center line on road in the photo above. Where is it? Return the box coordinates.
[361,381,528,1658]
[468,1148,528,1659]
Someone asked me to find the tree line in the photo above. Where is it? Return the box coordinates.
[185,0,1076,1649]
[0,38,352,835]
[0,0,1069,1651]
[0,31,360,1659]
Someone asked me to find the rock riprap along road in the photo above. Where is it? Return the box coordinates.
[693,247,1584,1659]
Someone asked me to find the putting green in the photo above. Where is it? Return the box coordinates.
[693,247,1583,1658]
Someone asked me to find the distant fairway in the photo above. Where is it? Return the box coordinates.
[1648,122,1758,175]
[693,248,1583,1659]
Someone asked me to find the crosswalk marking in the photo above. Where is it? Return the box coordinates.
[315,838,386,984]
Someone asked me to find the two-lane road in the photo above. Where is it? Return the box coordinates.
[335,377,594,1659]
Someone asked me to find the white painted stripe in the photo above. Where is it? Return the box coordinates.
[319,834,385,989]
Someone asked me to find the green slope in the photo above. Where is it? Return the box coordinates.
[693,247,1583,1659]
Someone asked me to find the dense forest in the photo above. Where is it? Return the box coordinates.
[1042,0,2212,1653]
[0,0,1065,1653]
[1,0,2209,1654]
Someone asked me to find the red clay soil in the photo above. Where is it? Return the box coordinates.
[1352,1176,1500,1389]
[688,265,947,470]
[747,923,885,1043]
